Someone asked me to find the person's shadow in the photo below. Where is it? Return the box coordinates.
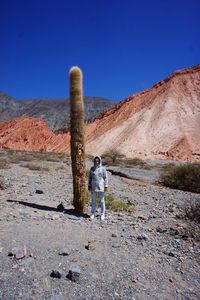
[7,200,89,218]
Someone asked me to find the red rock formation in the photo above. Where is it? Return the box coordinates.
[0,116,70,153]
[0,65,200,162]
[84,64,200,162]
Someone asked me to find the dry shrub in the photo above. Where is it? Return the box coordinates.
[0,158,10,169]
[123,157,150,168]
[160,163,200,193]
[20,162,50,172]
[0,149,69,164]
[185,200,200,223]
[0,177,6,190]
[102,149,125,165]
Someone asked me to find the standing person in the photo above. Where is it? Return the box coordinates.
[88,156,108,220]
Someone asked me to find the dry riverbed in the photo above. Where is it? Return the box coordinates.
[0,152,199,299]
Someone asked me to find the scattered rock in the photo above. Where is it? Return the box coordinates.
[50,270,62,279]
[112,233,117,238]
[112,243,121,248]
[8,246,27,259]
[137,234,148,241]
[137,215,147,220]
[156,227,167,233]
[85,240,96,250]
[51,215,60,220]
[51,291,64,300]
[168,251,175,257]
[57,202,65,212]
[169,227,179,236]
[35,189,44,194]
[66,267,81,282]
[58,248,70,256]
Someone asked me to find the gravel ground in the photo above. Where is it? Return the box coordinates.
[0,155,200,300]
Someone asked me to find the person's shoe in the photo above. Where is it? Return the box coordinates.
[90,214,95,220]
[101,214,105,221]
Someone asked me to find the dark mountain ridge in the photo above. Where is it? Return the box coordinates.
[0,93,115,131]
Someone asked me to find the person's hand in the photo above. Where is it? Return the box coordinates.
[104,187,108,192]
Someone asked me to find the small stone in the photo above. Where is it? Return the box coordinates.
[168,251,175,257]
[51,291,64,300]
[169,228,179,236]
[50,270,62,278]
[169,277,174,283]
[138,215,147,220]
[51,215,59,220]
[66,267,81,282]
[137,234,148,241]
[85,240,96,250]
[57,203,65,212]
[112,233,117,238]
[8,246,27,259]
[112,243,121,248]
[35,189,44,194]
[156,227,167,233]
[58,248,70,256]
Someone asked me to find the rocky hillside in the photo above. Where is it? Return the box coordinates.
[0,116,69,152]
[85,64,200,162]
[0,93,115,131]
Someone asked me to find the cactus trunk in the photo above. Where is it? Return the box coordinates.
[69,66,86,212]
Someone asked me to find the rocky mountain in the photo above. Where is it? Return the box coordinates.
[85,64,200,162]
[0,65,200,162]
[0,94,115,131]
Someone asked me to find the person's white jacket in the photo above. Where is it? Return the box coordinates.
[88,156,108,192]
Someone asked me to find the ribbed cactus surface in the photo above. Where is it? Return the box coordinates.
[69,66,86,212]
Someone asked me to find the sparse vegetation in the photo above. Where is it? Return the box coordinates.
[102,149,125,165]
[102,149,149,169]
[105,194,135,212]
[0,149,69,164]
[85,190,135,213]
[20,162,50,172]
[0,176,6,190]
[185,200,200,223]
[0,158,10,169]
[159,163,200,193]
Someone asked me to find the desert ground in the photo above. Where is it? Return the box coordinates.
[0,150,199,300]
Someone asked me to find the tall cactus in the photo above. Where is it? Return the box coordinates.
[69,66,86,213]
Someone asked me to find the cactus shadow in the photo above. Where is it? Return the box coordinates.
[7,200,90,218]
[64,208,90,219]
[7,199,58,212]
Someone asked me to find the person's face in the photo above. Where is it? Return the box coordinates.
[94,158,100,165]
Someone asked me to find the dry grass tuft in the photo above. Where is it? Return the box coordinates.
[185,200,200,223]
[159,163,200,193]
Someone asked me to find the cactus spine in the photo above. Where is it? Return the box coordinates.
[69,66,86,213]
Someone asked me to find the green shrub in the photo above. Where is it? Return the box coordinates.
[105,194,135,212]
[160,163,200,193]
[86,189,135,213]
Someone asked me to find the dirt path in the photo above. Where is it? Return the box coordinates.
[0,157,200,299]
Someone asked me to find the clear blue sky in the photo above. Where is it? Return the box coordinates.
[0,0,200,101]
